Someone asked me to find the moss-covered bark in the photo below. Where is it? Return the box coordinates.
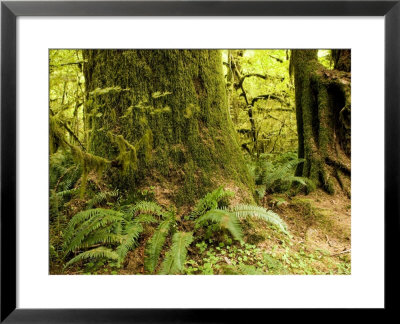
[292,50,351,195]
[83,50,253,206]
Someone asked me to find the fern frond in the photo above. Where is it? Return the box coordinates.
[195,209,243,242]
[255,185,267,199]
[86,189,119,208]
[160,232,193,274]
[78,232,123,249]
[56,188,78,198]
[133,213,158,224]
[116,223,143,261]
[190,186,234,219]
[263,159,302,187]
[257,158,311,193]
[131,201,163,217]
[63,209,125,253]
[232,205,288,234]
[286,176,316,191]
[64,247,119,268]
[144,218,174,273]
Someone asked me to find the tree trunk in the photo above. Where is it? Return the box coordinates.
[228,50,258,155]
[292,49,351,195]
[83,50,253,206]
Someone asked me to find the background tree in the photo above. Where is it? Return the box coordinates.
[291,49,351,195]
[82,50,253,206]
[224,50,297,156]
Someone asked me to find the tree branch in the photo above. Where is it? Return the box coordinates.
[251,94,288,106]
[49,60,87,68]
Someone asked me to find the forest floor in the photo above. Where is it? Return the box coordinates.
[57,189,351,275]
[257,189,351,274]
[117,189,351,275]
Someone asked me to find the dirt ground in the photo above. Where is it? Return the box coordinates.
[257,189,351,274]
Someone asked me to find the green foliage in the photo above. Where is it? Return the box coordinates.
[188,186,234,220]
[318,50,333,70]
[131,201,164,217]
[161,232,193,274]
[223,50,297,156]
[116,222,143,261]
[87,189,119,208]
[65,247,119,268]
[144,217,175,273]
[109,133,139,174]
[254,155,315,197]
[231,205,288,234]
[196,208,244,242]
[50,49,351,276]
[195,203,287,243]
[63,201,165,269]
[184,241,275,275]
[63,208,125,256]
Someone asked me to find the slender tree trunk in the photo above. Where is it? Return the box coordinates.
[292,49,351,195]
[83,49,253,206]
[229,50,258,155]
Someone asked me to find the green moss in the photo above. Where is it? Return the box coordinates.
[83,50,253,204]
[292,50,350,194]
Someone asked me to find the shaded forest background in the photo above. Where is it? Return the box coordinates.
[49,49,351,275]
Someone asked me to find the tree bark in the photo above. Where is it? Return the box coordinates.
[292,49,351,195]
[228,50,258,155]
[83,50,253,206]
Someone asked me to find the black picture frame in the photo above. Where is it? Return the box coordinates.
[1,0,398,322]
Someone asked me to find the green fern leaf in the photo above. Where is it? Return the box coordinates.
[133,213,158,224]
[195,209,243,242]
[86,189,119,208]
[64,247,119,268]
[263,158,305,189]
[116,223,143,261]
[130,201,163,217]
[63,209,125,253]
[232,204,288,234]
[190,186,234,219]
[144,219,174,273]
[160,232,193,274]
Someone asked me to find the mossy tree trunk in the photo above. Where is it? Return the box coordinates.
[227,50,259,155]
[83,50,253,206]
[292,49,351,195]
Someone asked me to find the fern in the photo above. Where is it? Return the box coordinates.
[63,209,125,254]
[56,188,78,198]
[160,232,193,274]
[133,214,158,225]
[195,203,288,242]
[255,157,314,195]
[64,208,125,254]
[263,159,303,188]
[131,201,163,217]
[116,223,143,261]
[77,231,123,250]
[86,189,119,208]
[144,218,174,273]
[63,205,160,268]
[65,247,119,268]
[189,186,234,219]
[195,208,243,242]
[232,205,288,234]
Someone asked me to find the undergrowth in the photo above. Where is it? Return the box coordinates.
[50,151,349,276]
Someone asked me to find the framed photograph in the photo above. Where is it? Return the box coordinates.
[1,0,398,321]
